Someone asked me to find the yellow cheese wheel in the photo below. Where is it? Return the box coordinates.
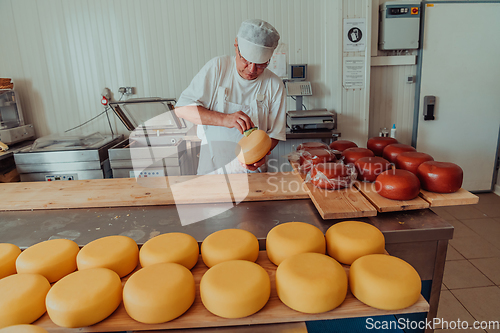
[266,222,325,266]
[349,254,421,310]
[325,221,385,265]
[236,129,272,165]
[123,263,195,323]
[77,235,139,277]
[46,267,122,328]
[16,239,79,283]
[0,274,51,329]
[139,233,199,270]
[0,325,48,333]
[201,229,259,268]
[200,260,270,318]
[276,253,348,313]
[0,243,21,279]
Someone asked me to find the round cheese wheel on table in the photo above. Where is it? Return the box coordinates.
[0,325,48,333]
[310,163,353,190]
[16,239,79,283]
[276,253,347,313]
[45,268,122,328]
[382,144,417,164]
[299,148,336,173]
[77,235,139,278]
[417,161,463,193]
[341,148,374,165]
[375,169,421,200]
[0,243,21,279]
[354,156,392,182]
[349,254,421,310]
[367,137,398,156]
[329,140,358,159]
[123,263,195,324]
[296,141,329,151]
[325,221,385,265]
[0,274,50,329]
[266,222,325,266]
[200,260,270,318]
[139,232,199,270]
[396,152,434,175]
[236,129,272,165]
[201,229,259,268]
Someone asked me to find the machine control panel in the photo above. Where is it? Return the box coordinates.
[45,174,78,181]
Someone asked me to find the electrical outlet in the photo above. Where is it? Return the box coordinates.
[118,87,126,94]
[125,87,134,95]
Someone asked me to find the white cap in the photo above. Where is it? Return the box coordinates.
[237,19,280,64]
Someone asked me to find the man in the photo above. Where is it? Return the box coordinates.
[174,19,286,175]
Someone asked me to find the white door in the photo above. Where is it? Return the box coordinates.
[415,2,500,192]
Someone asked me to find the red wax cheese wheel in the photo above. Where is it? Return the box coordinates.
[417,161,463,193]
[367,137,398,156]
[355,157,392,182]
[375,169,421,200]
[341,148,374,165]
[296,141,329,151]
[329,140,358,159]
[310,163,352,190]
[299,148,336,173]
[396,152,434,175]
[382,144,416,164]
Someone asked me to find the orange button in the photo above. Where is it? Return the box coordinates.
[411,7,419,14]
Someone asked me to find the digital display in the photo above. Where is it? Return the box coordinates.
[292,66,304,79]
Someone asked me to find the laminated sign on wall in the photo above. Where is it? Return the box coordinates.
[344,18,366,52]
[343,57,365,89]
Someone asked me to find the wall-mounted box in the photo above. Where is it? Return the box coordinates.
[379,1,420,50]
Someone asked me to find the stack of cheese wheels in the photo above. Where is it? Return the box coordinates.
[354,156,392,182]
[266,222,325,266]
[375,169,421,201]
[200,260,270,318]
[77,235,139,277]
[46,268,122,328]
[16,239,80,283]
[367,137,398,156]
[296,141,329,151]
[341,148,374,165]
[139,232,199,270]
[310,163,352,190]
[0,325,48,333]
[276,253,347,313]
[236,129,272,165]
[123,263,195,324]
[396,152,434,175]
[201,229,259,268]
[349,254,421,310]
[417,161,463,193]
[325,221,385,265]
[382,143,417,164]
[299,148,336,174]
[0,274,51,328]
[329,140,358,159]
[0,243,21,279]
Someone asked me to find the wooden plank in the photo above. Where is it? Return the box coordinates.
[289,161,378,219]
[34,252,429,332]
[0,173,309,211]
[419,188,479,207]
[355,181,430,213]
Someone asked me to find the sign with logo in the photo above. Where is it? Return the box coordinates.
[344,18,366,52]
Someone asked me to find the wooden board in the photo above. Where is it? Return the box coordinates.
[34,252,429,332]
[0,173,308,211]
[419,188,479,207]
[355,181,430,213]
[289,161,377,219]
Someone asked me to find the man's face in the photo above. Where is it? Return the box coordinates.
[234,40,269,81]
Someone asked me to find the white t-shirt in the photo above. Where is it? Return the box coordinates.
[176,56,287,141]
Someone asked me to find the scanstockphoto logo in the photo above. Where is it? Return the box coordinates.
[365,317,500,331]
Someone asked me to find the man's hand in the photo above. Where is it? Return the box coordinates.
[240,150,271,171]
[223,111,255,134]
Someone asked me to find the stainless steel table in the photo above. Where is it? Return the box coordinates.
[0,199,452,333]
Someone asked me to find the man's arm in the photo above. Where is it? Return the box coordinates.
[175,105,254,134]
